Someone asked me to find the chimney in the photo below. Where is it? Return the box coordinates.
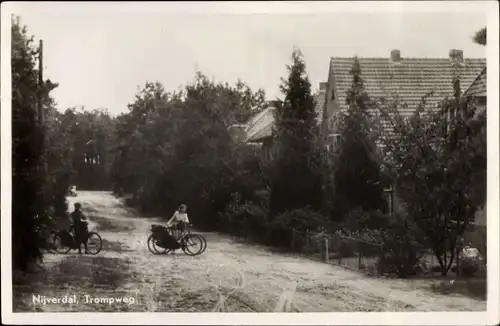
[390,49,401,63]
[319,82,328,91]
[449,49,464,66]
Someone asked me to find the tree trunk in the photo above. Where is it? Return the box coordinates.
[433,248,448,276]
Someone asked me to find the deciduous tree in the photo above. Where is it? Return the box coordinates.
[376,77,486,276]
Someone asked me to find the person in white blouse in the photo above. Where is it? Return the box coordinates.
[166,204,190,233]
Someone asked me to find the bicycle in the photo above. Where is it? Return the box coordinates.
[52,222,103,255]
[147,223,207,256]
[44,229,58,253]
[169,223,207,255]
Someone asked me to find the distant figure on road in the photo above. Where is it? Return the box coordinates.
[68,185,77,197]
[166,204,190,234]
[70,202,89,254]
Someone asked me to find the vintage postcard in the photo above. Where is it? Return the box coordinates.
[1,1,499,325]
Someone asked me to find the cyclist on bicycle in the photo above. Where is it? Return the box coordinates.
[166,204,190,234]
[70,202,89,254]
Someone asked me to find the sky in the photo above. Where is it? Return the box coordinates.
[9,2,487,116]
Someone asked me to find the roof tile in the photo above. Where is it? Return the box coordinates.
[246,93,324,142]
[463,68,486,97]
[331,57,486,114]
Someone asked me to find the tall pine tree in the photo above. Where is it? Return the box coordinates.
[12,17,57,270]
[269,48,322,218]
[331,57,386,226]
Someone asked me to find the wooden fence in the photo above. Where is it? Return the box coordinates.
[289,228,384,276]
[288,228,487,278]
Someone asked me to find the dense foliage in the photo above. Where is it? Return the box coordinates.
[110,75,267,228]
[473,27,486,46]
[330,57,387,224]
[268,49,324,219]
[45,107,116,213]
[12,18,118,271]
[13,17,486,280]
[12,17,57,270]
[374,77,486,275]
[108,50,328,246]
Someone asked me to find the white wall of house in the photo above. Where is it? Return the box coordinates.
[475,207,486,226]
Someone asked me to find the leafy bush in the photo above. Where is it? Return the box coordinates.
[460,261,479,277]
[338,211,427,278]
[270,207,328,232]
[337,238,358,257]
[340,212,426,278]
[458,246,485,277]
[378,240,424,278]
[217,193,268,239]
[267,207,328,248]
[341,208,391,232]
[377,221,426,278]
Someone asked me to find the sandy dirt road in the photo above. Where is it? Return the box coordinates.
[13,191,486,312]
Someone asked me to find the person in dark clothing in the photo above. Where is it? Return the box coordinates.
[70,202,89,254]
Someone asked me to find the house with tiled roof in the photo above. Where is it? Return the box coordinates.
[241,49,486,155]
[321,49,486,146]
[242,92,327,160]
[246,92,327,143]
[245,102,277,144]
[317,49,486,217]
[463,67,486,115]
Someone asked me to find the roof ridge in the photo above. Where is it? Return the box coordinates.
[330,56,486,61]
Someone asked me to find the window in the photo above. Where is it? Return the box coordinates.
[331,89,335,101]
[326,133,342,151]
[333,134,342,147]
[333,135,341,147]
[384,187,394,216]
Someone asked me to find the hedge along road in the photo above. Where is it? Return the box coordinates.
[13,191,486,312]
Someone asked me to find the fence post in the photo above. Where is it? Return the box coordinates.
[358,244,362,270]
[324,237,329,263]
[337,234,342,264]
[455,246,460,276]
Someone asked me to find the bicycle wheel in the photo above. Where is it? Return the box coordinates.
[186,233,207,255]
[148,234,170,254]
[53,232,72,254]
[198,234,207,255]
[147,234,157,254]
[44,231,57,253]
[45,242,57,254]
[181,234,204,256]
[86,232,103,255]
